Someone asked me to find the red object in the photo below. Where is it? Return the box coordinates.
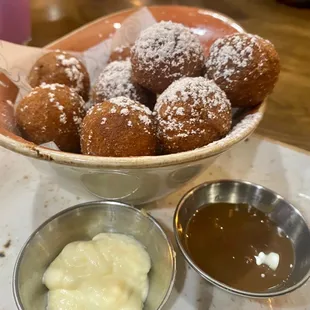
[0,0,31,44]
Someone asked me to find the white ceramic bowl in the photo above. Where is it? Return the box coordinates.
[0,6,265,204]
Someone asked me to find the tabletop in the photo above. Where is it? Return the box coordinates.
[2,136,310,310]
[30,0,310,151]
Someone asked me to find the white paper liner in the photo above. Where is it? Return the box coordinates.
[40,141,60,151]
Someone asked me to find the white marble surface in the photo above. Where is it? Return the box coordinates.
[1,135,310,310]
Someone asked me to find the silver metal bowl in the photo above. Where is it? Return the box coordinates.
[13,201,176,310]
[174,180,310,298]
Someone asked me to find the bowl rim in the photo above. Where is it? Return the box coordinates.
[173,179,310,298]
[13,200,177,310]
[0,5,265,169]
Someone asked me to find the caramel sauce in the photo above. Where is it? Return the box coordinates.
[185,203,295,292]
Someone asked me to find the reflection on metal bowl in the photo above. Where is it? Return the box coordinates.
[174,180,310,298]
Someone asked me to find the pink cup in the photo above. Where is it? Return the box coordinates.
[0,0,31,44]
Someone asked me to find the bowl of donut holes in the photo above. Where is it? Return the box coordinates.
[0,6,278,204]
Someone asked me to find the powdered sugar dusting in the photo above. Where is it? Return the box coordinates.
[48,92,55,102]
[73,115,83,126]
[32,83,86,128]
[139,114,151,125]
[206,33,260,83]
[54,100,67,125]
[28,90,38,97]
[40,82,86,110]
[93,60,143,103]
[95,96,154,132]
[155,77,231,140]
[175,107,185,115]
[19,105,28,112]
[55,53,85,93]
[156,77,231,113]
[109,96,152,116]
[120,108,130,115]
[132,21,204,77]
[69,89,87,111]
[55,102,64,111]
[59,113,67,124]
[40,83,65,90]
[86,129,93,152]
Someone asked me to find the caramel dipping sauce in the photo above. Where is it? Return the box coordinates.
[185,203,295,292]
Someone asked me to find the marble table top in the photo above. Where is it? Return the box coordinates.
[1,135,310,310]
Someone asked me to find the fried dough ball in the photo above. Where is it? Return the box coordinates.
[28,51,90,101]
[205,33,280,107]
[16,83,86,153]
[81,96,156,157]
[131,21,205,94]
[155,77,232,154]
[92,60,155,110]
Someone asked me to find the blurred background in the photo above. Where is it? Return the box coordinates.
[28,0,310,47]
[1,0,310,150]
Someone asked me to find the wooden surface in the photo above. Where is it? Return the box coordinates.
[30,0,310,151]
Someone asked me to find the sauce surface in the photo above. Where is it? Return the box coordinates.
[43,233,151,310]
[185,203,295,292]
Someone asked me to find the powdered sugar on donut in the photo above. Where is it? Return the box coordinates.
[93,61,142,102]
[39,83,86,110]
[56,53,85,93]
[206,34,261,83]
[69,88,87,110]
[132,21,204,76]
[155,77,231,143]
[156,77,231,115]
[40,83,65,90]
[16,82,86,152]
[92,96,154,132]
[81,96,156,156]
[35,83,86,127]
[109,96,152,116]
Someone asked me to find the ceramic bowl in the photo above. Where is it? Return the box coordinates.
[174,180,310,298]
[13,200,176,310]
[0,6,265,204]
